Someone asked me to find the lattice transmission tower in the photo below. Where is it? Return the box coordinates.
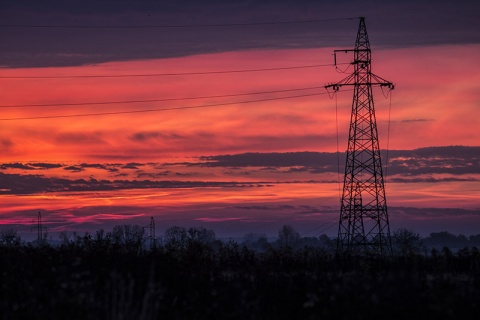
[32,211,47,245]
[326,17,394,255]
[149,217,156,250]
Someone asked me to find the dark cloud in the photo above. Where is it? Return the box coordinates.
[386,146,478,159]
[280,205,296,210]
[234,205,274,210]
[0,172,262,195]
[0,163,36,170]
[1,146,478,195]
[175,172,195,177]
[223,170,251,176]
[9,162,125,173]
[296,205,324,215]
[114,173,129,178]
[64,165,84,172]
[136,171,171,179]
[27,163,63,170]
[234,204,317,212]
[1,146,478,184]
[384,146,480,176]
[122,162,144,169]
[259,166,279,171]
[79,163,108,170]
[200,151,339,168]
[389,177,479,183]
[391,206,480,219]
[77,163,120,173]
[0,161,118,172]
[130,131,186,142]
[1,1,479,67]
[286,166,310,173]
[197,146,480,177]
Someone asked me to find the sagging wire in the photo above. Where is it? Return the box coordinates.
[384,90,393,181]
[335,63,352,74]
[335,92,342,201]
[380,84,394,99]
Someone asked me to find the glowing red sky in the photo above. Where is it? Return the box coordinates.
[1,45,479,239]
[1,2,479,240]
[1,45,479,161]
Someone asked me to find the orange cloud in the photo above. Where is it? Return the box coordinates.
[2,45,478,163]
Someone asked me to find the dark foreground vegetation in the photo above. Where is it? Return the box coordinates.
[1,226,480,320]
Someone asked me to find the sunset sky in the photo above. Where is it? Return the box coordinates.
[0,1,479,240]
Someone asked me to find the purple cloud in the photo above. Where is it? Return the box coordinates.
[2,1,479,67]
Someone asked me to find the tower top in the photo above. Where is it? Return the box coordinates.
[355,17,370,50]
[325,17,394,91]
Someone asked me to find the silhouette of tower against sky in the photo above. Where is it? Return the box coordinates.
[326,17,394,255]
[32,211,47,245]
[149,217,156,250]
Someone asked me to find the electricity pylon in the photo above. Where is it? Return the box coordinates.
[326,17,394,255]
[32,211,47,245]
[149,217,156,250]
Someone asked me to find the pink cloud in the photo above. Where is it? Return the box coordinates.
[2,45,479,162]
[1,45,479,238]
[195,217,249,222]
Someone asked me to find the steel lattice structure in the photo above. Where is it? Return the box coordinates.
[326,17,394,255]
[32,211,47,245]
[149,217,156,250]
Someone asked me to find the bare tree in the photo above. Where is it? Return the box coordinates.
[59,231,73,245]
[278,225,300,248]
[242,232,269,251]
[393,228,423,256]
[110,224,146,252]
[187,226,216,244]
[164,226,188,249]
[0,228,21,246]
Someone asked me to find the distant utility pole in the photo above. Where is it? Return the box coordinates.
[326,17,394,255]
[149,217,156,250]
[32,211,47,245]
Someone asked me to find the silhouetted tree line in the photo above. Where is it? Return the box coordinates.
[1,225,480,319]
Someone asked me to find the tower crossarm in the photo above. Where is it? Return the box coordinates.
[325,37,395,92]
[325,68,394,91]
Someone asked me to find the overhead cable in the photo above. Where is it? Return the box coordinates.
[0,63,350,79]
[0,86,326,108]
[0,91,334,121]
[0,18,356,29]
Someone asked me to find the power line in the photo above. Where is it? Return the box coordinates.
[0,18,356,29]
[0,91,329,121]
[301,216,338,237]
[313,221,338,237]
[0,63,349,79]
[0,86,326,108]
